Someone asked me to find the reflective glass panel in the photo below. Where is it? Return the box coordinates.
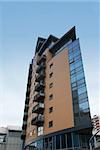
[79,101,89,110]
[78,86,87,95]
[56,135,60,149]
[61,134,66,149]
[67,133,72,147]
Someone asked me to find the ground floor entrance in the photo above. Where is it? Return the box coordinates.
[26,129,92,150]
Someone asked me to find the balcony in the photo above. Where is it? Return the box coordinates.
[22,121,27,130]
[35,81,45,92]
[31,114,44,127]
[36,62,46,73]
[32,103,44,114]
[25,97,29,104]
[35,70,45,82]
[34,92,45,102]
[37,55,46,65]
[23,112,28,122]
[24,105,29,112]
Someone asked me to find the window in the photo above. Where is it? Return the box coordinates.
[79,101,89,111]
[79,97,88,103]
[49,72,53,78]
[49,83,53,88]
[77,78,85,86]
[70,62,75,70]
[67,133,72,147]
[56,135,60,149]
[73,133,79,147]
[78,92,87,101]
[37,127,43,136]
[49,94,53,100]
[75,60,82,68]
[76,72,84,81]
[78,86,87,95]
[49,107,53,113]
[61,134,66,149]
[71,82,77,88]
[50,63,53,68]
[49,121,53,128]
[71,76,76,83]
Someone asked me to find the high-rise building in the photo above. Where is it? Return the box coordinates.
[21,27,92,149]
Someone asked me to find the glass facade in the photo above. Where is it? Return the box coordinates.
[67,39,91,127]
[27,131,91,150]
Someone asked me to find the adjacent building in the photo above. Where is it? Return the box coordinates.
[21,26,92,149]
[0,126,22,150]
[92,115,100,134]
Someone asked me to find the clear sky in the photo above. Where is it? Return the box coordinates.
[0,1,100,127]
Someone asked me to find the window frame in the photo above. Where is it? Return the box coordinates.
[49,107,53,113]
[49,121,53,128]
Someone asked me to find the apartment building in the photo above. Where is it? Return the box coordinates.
[21,27,92,149]
[92,115,100,134]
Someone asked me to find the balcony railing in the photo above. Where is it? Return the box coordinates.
[31,114,44,126]
[22,121,27,130]
[32,103,44,114]
[24,105,29,112]
[34,92,45,102]
[36,62,46,73]
[23,112,28,121]
[37,55,46,65]
[35,81,45,92]
[35,70,45,82]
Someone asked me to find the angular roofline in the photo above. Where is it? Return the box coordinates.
[35,37,46,54]
[49,26,76,54]
[38,35,58,56]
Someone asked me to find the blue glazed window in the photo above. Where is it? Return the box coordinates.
[78,86,87,95]
[78,92,87,101]
[79,101,89,110]
[76,72,84,81]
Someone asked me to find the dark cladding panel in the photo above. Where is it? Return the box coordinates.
[49,26,76,54]
[38,35,58,56]
[35,37,46,54]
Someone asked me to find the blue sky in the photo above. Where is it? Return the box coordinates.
[0,1,100,127]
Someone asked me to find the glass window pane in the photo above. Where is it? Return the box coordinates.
[70,63,75,71]
[78,92,87,100]
[77,78,85,86]
[75,66,83,73]
[69,54,74,60]
[76,72,84,80]
[71,82,77,88]
[56,135,60,149]
[71,77,76,83]
[74,49,80,57]
[78,86,87,95]
[61,134,66,149]
[79,101,89,110]
[75,60,82,68]
[73,133,79,147]
[71,69,75,75]
[72,90,78,98]
[74,54,81,61]
[67,133,72,147]
[45,138,48,149]
[72,86,77,91]
[79,97,88,103]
